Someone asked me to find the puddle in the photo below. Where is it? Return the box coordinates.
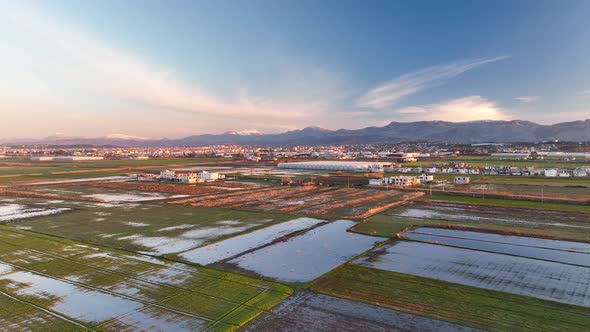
[123,222,150,227]
[181,217,325,265]
[229,220,386,282]
[0,204,70,222]
[119,219,265,255]
[83,193,187,203]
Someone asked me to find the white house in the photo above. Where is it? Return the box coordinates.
[454,176,470,185]
[178,173,202,184]
[544,169,558,177]
[419,174,434,183]
[198,171,224,182]
[369,178,385,186]
[160,169,177,180]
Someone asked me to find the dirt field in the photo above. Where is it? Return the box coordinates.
[171,186,416,218]
[242,291,477,332]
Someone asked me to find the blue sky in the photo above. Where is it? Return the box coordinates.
[1,0,589,139]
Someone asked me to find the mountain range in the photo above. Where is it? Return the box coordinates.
[2,120,589,147]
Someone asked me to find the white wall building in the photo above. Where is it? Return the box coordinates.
[454,176,470,185]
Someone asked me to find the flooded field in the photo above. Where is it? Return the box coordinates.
[180,217,326,265]
[228,220,386,282]
[0,203,70,222]
[404,228,590,267]
[243,290,478,332]
[355,241,590,307]
[0,270,143,322]
[0,226,292,330]
[7,202,288,256]
[393,201,590,229]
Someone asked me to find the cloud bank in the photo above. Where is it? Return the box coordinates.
[395,96,510,122]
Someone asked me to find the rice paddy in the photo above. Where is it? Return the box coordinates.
[2,160,590,331]
[0,226,292,331]
[226,220,386,282]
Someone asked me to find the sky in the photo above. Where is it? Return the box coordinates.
[1,0,589,139]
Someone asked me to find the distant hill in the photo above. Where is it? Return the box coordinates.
[3,120,589,146]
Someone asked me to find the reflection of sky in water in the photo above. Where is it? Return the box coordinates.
[0,204,70,222]
[230,220,386,282]
[103,306,209,331]
[0,271,142,322]
[397,207,590,229]
[181,217,325,265]
[355,241,590,307]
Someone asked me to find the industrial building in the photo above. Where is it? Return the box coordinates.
[277,161,394,173]
[30,156,104,161]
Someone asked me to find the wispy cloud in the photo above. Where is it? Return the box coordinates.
[578,90,590,98]
[357,56,509,109]
[515,96,539,103]
[1,4,350,133]
[395,96,510,122]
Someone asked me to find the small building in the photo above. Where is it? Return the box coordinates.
[454,176,470,185]
[178,173,202,184]
[198,171,224,182]
[160,169,177,180]
[419,173,434,183]
[389,175,421,187]
[544,169,558,177]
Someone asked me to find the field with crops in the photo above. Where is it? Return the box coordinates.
[0,226,291,331]
[2,161,590,331]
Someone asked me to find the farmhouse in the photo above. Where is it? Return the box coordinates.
[369,175,420,187]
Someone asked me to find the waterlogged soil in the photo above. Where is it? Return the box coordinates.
[404,228,590,267]
[0,204,70,223]
[119,220,263,255]
[242,290,480,332]
[0,270,143,323]
[391,201,590,229]
[355,241,590,307]
[101,306,209,331]
[180,217,326,265]
[228,220,386,282]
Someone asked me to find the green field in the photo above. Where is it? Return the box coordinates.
[312,264,590,331]
[427,193,590,213]
[5,201,292,256]
[0,226,292,331]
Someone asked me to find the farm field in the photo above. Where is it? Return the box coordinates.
[313,265,590,331]
[172,186,417,219]
[225,220,386,283]
[351,199,590,242]
[0,226,292,331]
[2,200,291,256]
[2,162,590,331]
[354,240,590,307]
[403,228,590,267]
[242,290,478,331]
[428,193,590,213]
